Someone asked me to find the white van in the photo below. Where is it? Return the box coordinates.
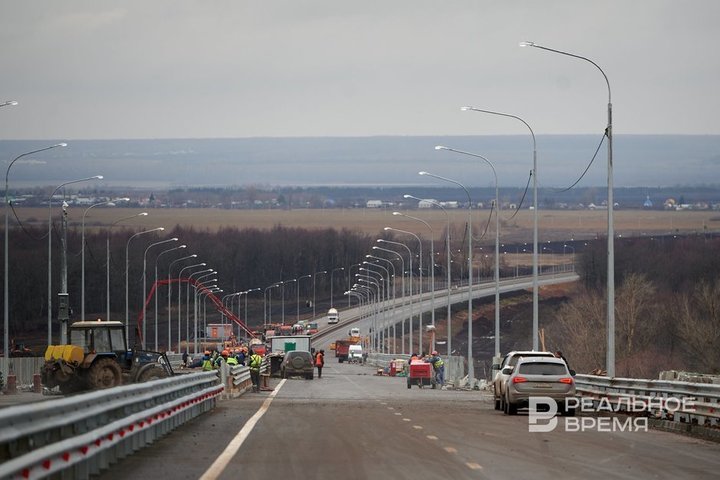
[349,327,360,337]
[348,344,363,363]
[327,308,339,324]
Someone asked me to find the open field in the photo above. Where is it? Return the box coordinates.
[15,207,720,244]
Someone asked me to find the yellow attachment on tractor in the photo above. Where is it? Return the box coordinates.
[44,345,85,365]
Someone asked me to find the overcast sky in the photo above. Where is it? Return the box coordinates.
[1,1,719,140]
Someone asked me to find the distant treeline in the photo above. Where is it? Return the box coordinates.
[551,234,720,376]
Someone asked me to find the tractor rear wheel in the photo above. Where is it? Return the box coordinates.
[137,366,169,383]
[88,358,123,389]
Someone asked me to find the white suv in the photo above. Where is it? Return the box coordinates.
[492,350,555,411]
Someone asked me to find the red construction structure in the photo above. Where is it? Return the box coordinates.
[135,277,256,346]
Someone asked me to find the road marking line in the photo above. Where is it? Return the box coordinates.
[413,425,423,430]
[444,447,457,454]
[199,379,286,480]
[466,463,483,470]
[426,435,438,440]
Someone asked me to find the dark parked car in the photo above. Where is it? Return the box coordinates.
[280,350,314,380]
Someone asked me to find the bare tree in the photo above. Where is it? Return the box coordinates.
[615,273,657,376]
[550,288,606,374]
[676,279,720,373]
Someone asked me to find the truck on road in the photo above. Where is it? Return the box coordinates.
[269,335,312,354]
[334,338,360,363]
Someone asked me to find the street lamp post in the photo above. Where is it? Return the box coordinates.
[125,227,165,343]
[4,142,66,381]
[357,276,382,352]
[384,226,423,351]
[520,40,615,376]
[372,246,407,354]
[108,212,148,321]
[435,146,501,358]
[328,267,344,310]
[186,268,213,353]
[312,270,327,319]
[263,284,280,326]
[48,175,103,344]
[419,171,475,385]
[193,274,217,353]
[154,244,186,350]
[296,274,311,322]
[82,198,128,320]
[168,255,197,351]
[393,211,436,352]
[347,264,362,308]
[366,256,396,353]
[404,194,452,356]
[459,107,538,352]
[363,262,391,352]
[403,194,452,356]
[377,239,414,354]
[240,288,261,341]
[280,279,296,325]
[176,262,205,351]
[142,238,178,348]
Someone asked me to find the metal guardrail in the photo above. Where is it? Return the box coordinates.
[575,374,720,427]
[0,371,222,480]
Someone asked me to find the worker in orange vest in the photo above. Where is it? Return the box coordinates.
[315,350,325,378]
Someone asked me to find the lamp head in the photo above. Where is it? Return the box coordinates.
[419,171,428,176]
[434,145,449,151]
[519,41,535,47]
[460,106,472,111]
[179,244,187,249]
[94,175,103,180]
[392,212,401,216]
[383,227,391,231]
[191,254,197,258]
[157,227,165,231]
[55,142,68,147]
[139,212,148,216]
[170,237,178,241]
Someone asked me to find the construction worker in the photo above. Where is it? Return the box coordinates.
[214,349,230,369]
[201,351,214,371]
[226,350,239,366]
[428,350,445,387]
[315,349,325,378]
[237,347,247,366]
[248,349,263,392]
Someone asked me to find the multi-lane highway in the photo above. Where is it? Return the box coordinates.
[97,360,720,480]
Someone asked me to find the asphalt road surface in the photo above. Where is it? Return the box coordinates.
[94,358,720,480]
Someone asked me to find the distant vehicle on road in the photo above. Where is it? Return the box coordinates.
[349,327,360,337]
[327,308,339,324]
[348,344,363,363]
